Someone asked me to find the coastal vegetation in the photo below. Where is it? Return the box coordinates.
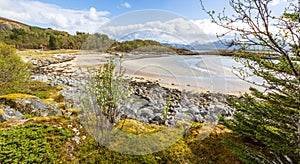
[0,43,30,94]
[201,0,300,162]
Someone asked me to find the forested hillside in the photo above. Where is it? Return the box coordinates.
[0,17,192,54]
[0,17,112,50]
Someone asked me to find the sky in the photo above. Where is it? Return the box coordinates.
[0,0,290,44]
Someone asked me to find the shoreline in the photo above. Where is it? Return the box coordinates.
[28,52,261,96]
[128,74,245,97]
[121,54,262,96]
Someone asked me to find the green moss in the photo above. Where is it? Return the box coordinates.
[66,108,81,116]
[115,119,163,135]
[56,103,66,110]
[0,123,73,163]
[73,119,239,163]
[24,114,35,119]
[0,106,239,163]
[0,93,36,101]
[23,81,63,99]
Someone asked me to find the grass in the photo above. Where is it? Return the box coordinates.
[0,80,63,100]
[17,49,81,59]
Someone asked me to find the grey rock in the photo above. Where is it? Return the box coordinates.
[0,106,24,122]
[175,113,193,122]
[150,115,164,125]
[181,108,189,112]
[138,108,154,119]
[187,106,200,115]
[194,114,204,122]
[200,111,208,117]
[7,98,63,117]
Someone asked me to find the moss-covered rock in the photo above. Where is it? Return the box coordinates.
[0,93,62,117]
[66,108,82,116]
[0,93,36,101]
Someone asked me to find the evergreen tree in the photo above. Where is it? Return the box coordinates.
[201,0,300,163]
[48,35,58,50]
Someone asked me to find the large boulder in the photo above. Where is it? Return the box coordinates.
[0,105,24,122]
[0,94,62,116]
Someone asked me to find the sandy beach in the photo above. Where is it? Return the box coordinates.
[73,53,264,95]
[122,54,264,95]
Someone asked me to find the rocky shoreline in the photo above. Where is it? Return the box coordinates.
[126,80,235,125]
[1,53,236,127]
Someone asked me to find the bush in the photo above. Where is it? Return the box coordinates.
[0,123,73,163]
[80,58,131,147]
[0,43,30,94]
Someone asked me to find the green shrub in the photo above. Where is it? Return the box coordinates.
[0,43,30,94]
[81,58,131,147]
[0,123,73,163]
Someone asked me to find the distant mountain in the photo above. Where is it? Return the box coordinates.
[161,40,234,51]
[190,40,234,51]
[161,43,195,50]
[116,30,186,45]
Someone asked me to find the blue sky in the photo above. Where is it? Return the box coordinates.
[0,0,290,44]
[36,0,222,20]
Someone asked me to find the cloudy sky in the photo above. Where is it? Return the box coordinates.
[0,0,290,44]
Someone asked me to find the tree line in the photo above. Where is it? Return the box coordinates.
[0,25,114,51]
[0,25,193,54]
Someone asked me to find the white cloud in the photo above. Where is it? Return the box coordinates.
[121,2,131,9]
[192,19,230,37]
[0,0,230,44]
[0,0,110,34]
[269,0,287,6]
[98,18,221,44]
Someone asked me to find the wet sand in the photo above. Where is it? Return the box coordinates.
[122,55,264,95]
[73,53,264,95]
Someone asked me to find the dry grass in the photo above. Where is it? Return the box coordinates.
[17,49,81,59]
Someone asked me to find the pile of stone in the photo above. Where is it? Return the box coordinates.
[30,54,75,67]
[122,81,235,126]
[61,79,235,127]
[31,54,76,76]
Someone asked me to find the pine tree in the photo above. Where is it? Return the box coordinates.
[201,0,300,163]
